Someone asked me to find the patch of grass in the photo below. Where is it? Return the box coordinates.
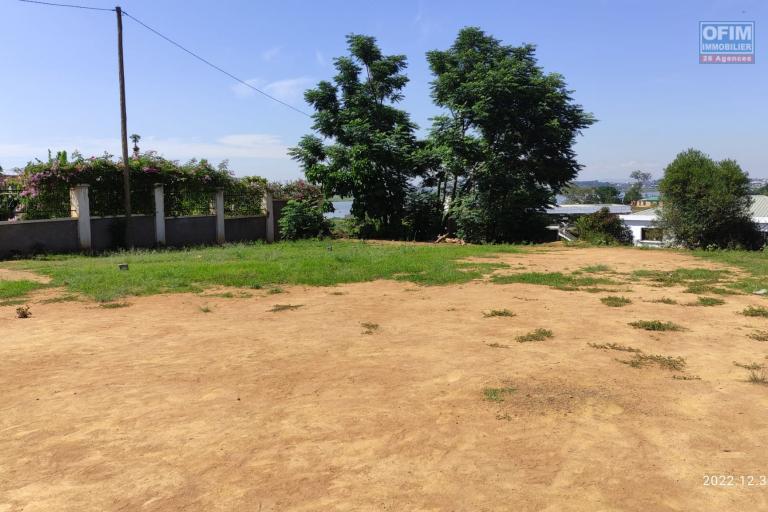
[628,320,684,331]
[619,353,687,371]
[40,294,79,304]
[267,286,284,295]
[587,342,641,352]
[687,296,725,307]
[15,305,31,318]
[580,264,612,273]
[201,291,253,299]
[361,322,379,334]
[269,304,303,312]
[748,330,768,341]
[672,374,701,380]
[0,280,44,300]
[486,342,510,349]
[493,272,616,290]
[693,250,768,295]
[483,308,516,318]
[747,368,768,385]
[515,328,554,343]
[199,305,212,313]
[0,299,26,307]
[742,306,768,318]
[652,297,678,305]
[483,385,516,402]
[7,240,520,301]
[329,291,346,296]
[98,302,130,309]
[631,268,729,287]
[600,296,632,307]
[733,361,764,370]
[683,284,738,295]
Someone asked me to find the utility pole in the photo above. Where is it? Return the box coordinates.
[115,5,132,247]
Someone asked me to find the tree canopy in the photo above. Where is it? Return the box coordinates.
[289,34,419,238]
[658,149,762,249]
[426,27,596,242]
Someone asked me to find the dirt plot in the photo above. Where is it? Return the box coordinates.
[2,247,768,511]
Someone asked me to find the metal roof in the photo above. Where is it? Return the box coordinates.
[620,196,768,221]
[546,204,632,215]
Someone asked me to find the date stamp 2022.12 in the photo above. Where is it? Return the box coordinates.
[703,475,768,487]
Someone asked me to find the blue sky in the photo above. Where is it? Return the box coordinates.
[1,0,765,181]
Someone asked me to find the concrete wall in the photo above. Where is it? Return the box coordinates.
[0,218,79,258]
[1,187,285,259]
[91,215,156,251]
[165,215,217,247]
[224,216,267,243]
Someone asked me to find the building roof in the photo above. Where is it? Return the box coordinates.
[620,195,768,222]
[546,204,632,215]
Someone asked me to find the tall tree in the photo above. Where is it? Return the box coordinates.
[658,149,761,249]
[427,27,595,242]
[289,34,419,237]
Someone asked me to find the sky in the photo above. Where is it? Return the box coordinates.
[0,0,765,182]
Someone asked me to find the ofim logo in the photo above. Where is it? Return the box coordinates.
[700,21,755,64]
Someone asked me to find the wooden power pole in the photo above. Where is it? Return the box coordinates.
[115,5,132,247]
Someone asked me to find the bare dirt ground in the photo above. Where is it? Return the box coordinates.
[2,246,768,511]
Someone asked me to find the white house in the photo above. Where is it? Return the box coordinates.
[619,195,768,246]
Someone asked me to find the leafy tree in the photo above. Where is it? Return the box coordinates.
[623,170,652,204]
[658,149,762,249]
[574,207,631,245]
[290,34,419,238]
[427,27,595,242]
[593,185,621,203]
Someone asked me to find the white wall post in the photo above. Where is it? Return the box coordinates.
[153,183,165,246]
[70,184,91,251]
[262,191,275,243]
[215,188,225,244]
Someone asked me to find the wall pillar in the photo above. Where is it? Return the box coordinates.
[153,183,165,246]
[262,191,275,243]
[70,184,91,251]
[215,188,225,244]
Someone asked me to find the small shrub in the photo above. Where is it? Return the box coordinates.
[361,322,379,334]
[588,342,641,352]
[620,353,686,371]
[15,305,31,318]
[487,342,510,349]
[688,296,725,307]
[652,297,678,305]
[269,304,303,312]
[747,368,768,385]
[581,264,612,273]
[277,200,331,240]
[600,296,632,307]
[99,302,130,309]
[748,330,768,341]
[483,385,516,402]
[483,309,516,318]
[733,361,763,370]
[672,374,701,380]
[267,287,284,295]
[628,320,684,331]
[742,306,768,318]
[516,328,554,343]
[573,208,632,245]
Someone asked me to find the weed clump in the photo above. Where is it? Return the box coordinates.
[515,328,554,343]
[600,296,632,307]
[628,320,684,331]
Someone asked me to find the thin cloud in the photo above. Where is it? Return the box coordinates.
[260,46,282,62]
[231,77,313,103]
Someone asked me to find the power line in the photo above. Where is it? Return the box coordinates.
[18,0,114,11]
[18,0,313,117]
[121,10,312,117]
